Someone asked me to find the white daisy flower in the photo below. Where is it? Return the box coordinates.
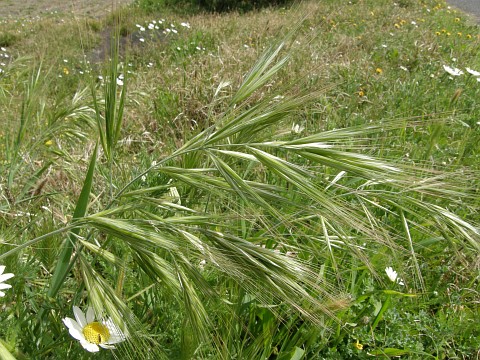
[291,123,305,134]
[0,265,14,297]
[63,306,126,352]
[465,67,480,77]
[443,65,463,76]
[385,266,404,286]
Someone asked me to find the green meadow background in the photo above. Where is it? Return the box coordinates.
[0,0,479,358]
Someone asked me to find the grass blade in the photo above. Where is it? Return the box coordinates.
[46,144,98,299]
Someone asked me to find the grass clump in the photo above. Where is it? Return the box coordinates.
[0,32,19,47]
[0,0,479,359]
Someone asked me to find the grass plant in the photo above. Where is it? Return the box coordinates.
[0,0,479,358]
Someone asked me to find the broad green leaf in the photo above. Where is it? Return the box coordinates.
[290,346,305,360]
[0,340,16,360]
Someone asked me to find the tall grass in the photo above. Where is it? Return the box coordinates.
[0,0,479,358]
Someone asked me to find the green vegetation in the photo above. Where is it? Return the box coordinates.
[0,0,479,358]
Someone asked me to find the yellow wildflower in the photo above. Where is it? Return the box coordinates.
[376,67,383,74]
[435,31,441,36]
[45,140,53,146]
[394,23,400,29]
[466,34,472,39]
[63,67,69,75]
[454,17,460,22]
[354,340,363,350]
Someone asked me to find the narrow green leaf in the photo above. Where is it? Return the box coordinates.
[368,348,410,356]
[381,290,417,297]
[47,144,97,298]
[91,87,108,160]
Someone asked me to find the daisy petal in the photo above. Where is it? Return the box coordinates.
[0,273,14,283]
[86,307,95,324]
[69,327,85,341]
[443,64,463,76]
[63,318,84,340]
[0,291,5,297]
[466,67,480,77]
[103,319,127,344]
[73,306,87,328]
[0,265,5,275]
[99,344,116,349]
[81,341,99,353]
[0,284,12,290]
[105,320,126,338]
[106,334,125,345]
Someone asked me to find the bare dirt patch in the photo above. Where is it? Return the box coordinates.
[0,0,133,18]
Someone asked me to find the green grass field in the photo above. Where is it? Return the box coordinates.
[0,0,479,358]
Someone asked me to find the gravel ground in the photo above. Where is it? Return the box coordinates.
[0,0,132,18]
[447,0,480,22]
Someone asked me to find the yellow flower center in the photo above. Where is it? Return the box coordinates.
[82,322,110,344]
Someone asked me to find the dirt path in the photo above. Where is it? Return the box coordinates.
[0,0,133,18]
[447,0,480,22]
